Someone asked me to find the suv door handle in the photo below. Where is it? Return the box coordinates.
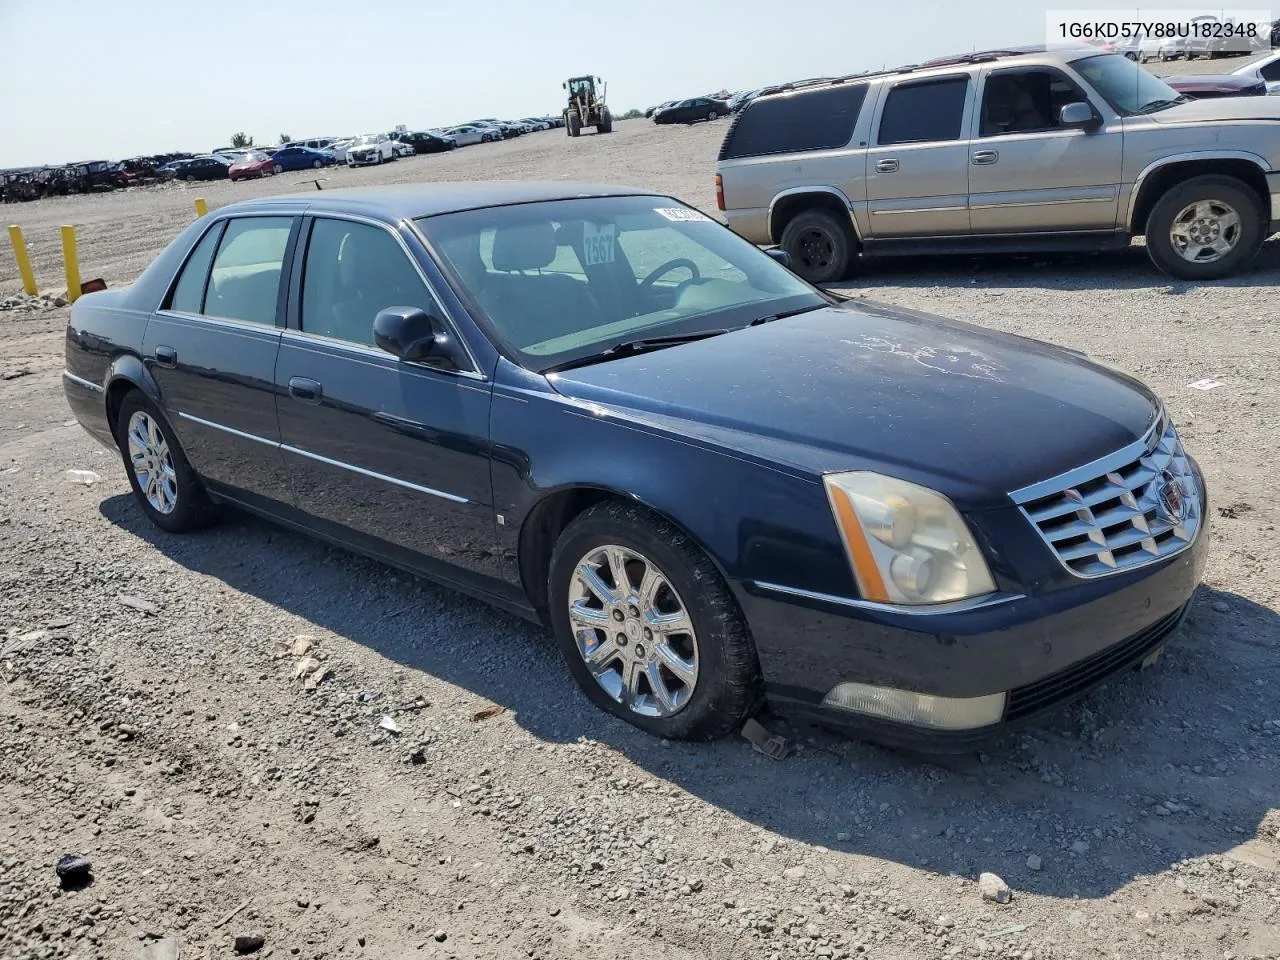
[154,345,177,369]
[971,150,999,165]
[288,377,322,404]
[875,158,899,173]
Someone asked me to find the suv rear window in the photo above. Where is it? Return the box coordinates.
[718,83,868,161]
[878,76,969,145]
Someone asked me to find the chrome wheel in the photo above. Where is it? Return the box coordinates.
[126,411,178,515]
[568,545,699,718]
[1169,199,1241,263]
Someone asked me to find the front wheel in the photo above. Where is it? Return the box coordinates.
[707,110,719,121]
[548,501,762,740]
[115,391,217,533]
[779,208,854,284]
[1144,175,1266,280]
[311,159,321,168]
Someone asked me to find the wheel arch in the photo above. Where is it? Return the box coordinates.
[1127,153,1271,234]
[516,484,736,623]
[767,187,863,246]
[104,354,164,440]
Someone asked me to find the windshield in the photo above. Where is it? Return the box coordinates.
[417,196,825,372]
[1069,53,1185,115]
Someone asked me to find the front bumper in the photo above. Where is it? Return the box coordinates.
[740,481,1209,750]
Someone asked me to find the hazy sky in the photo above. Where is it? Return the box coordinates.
[0,0,1229,167]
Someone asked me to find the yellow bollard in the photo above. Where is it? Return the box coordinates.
[7,225,38,296]
[194,197,208,217]
[61,225,82,303]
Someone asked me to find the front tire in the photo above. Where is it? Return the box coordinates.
[1144,175,1266,280]
[311,159,322,168]
[779,208,854,284]
[115,391,217,533]
[707,110,719,121]
[548,501,762,741]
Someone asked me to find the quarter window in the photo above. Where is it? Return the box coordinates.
[301,219,436,346]
[1261,60,1280,81]
[167,222,224,314]
[204,217,293,325]
[719,84,868,160]
[878,77,969,145]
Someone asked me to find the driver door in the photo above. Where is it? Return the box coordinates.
[274,215,502,585]
[967,66,1123,233]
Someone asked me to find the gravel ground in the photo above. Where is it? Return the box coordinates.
[2,90,1280,960]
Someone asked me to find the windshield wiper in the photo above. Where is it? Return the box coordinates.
[545,329,731,372]
[747,303,827,327]
[1136,95,1192,114]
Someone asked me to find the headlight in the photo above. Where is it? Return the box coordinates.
[823,472,995,605]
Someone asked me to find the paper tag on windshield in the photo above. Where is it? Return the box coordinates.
[655,207,711,223]
[583,222,616,266]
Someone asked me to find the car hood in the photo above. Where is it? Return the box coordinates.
[546,301,1159,510]
[1147,96,1280,121]
[350,143,380,151]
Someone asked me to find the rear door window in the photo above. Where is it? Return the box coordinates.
[719,83,869,160]
[1261,59,1280,81]
[877,77,969,145]
[204,217,294,325]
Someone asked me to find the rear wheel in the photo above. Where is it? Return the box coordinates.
[114,391,217,533]
[548,501,762,740]
[779,208,854,284]
[1145,175,1266,280]
[273,164,283,174]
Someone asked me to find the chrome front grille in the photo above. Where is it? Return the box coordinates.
[1011,411,1201,578]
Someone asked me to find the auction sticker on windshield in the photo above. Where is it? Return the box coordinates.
[583,222,616,266]
[655,207,712,223]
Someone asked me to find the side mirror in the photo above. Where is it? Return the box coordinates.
[373,306,450,364]
[1059,102,1101,131]
[765,247,793,269]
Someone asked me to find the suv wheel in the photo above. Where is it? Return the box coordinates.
[548,501,763,741]
[1145,175,1266,280]
[780,208,854,284]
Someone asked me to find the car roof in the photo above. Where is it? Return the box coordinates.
[219,181,657,219]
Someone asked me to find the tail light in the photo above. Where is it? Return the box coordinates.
[714,174,724,212]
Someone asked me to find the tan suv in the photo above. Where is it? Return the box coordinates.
[715,47,1280,282]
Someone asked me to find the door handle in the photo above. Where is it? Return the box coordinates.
[971,150,999,165]
[875,158,899,173]
[154,345,177,369]
[288,377,322,404]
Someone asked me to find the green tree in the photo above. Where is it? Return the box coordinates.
[229,132,255,148]
[278,133,293,145]
[617,108,644,121]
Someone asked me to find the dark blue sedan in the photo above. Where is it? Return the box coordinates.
[61,183,1207,746]
[269,146,335,172]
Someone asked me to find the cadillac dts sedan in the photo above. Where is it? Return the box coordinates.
[63,183,1207,746]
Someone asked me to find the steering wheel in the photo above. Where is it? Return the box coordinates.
[639,258,701,294]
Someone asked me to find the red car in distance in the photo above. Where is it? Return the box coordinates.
[228,152,276,182]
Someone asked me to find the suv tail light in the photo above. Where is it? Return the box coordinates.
[715,174,724,211]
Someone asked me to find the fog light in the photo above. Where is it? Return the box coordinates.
[823,682,1006,730]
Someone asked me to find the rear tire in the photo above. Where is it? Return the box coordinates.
[1144,175,1266,280]
[114,390,217,534]
[548,500,763,741]
[779,208,855,284]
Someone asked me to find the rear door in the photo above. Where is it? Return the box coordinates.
[273,215,502,584]
[967,65,1123,233]
[865,74,974,237]
[143,214,299,507]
